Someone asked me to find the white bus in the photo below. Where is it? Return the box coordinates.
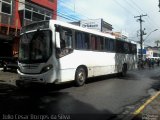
[17,20,137,87]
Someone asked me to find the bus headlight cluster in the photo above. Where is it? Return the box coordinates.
[41,64,53,73]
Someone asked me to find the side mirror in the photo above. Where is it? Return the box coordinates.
[56,32,61,48]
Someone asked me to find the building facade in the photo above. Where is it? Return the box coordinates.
[0,0,57,57]
[146,46,160,58]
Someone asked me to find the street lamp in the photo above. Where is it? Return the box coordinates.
[155,40,160,47]
[138,29,158,62]
[143,29,158,42]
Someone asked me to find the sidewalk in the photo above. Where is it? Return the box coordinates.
[0,69,18,85]
[132,91,160,120]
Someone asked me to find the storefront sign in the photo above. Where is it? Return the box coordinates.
[80,19,102,31]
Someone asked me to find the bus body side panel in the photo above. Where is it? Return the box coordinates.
[58,50,94,82]
[91,52,116,76]
[58,50,120,83]
[58,50,137,83]
[115,53,137,72]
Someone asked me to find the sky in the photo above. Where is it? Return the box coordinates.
[58,0,160,46]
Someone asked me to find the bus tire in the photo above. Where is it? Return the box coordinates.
[121,64,127,76]
[16,80,26,89]
[3,66,7,72]
[75,67,86,86]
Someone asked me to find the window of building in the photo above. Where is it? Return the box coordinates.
[45,16,51,20]
[33,7,39,13]
[0,0,12,15]
[48,0,54,3]
[3,0,11,3]
[45,11,52,20]
[25,9,32,20]
[32,12,44,21]
[25,5,32,10]
[153,53,158,57]
[24,3,52,21]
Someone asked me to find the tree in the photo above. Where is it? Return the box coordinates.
[155,40,160,47]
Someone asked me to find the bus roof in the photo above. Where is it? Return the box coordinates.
[50,20,115,39]
[21,20,136,45]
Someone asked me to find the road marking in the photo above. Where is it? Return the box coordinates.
[133,91,160,115]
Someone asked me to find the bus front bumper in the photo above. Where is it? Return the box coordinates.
[17,68,57,84]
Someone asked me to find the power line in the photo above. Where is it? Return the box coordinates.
[128,0,159,30]
[123,0,141,14]
[159,0,160,12]
[57,11,80,21]
[58,0,89,20]
[129,0,146,13]
[57,14,77,21]
[146,16,159,29]
[113,0,136,16]
[58,0,89,18]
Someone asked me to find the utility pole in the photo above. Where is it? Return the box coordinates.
[134,14,147,61]
[158,0,160,12]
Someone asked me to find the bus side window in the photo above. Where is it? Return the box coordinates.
[109,39,115,52]
[124,42,129,54]
[91,35,96,50]
[56,27,73,58]
[60,28,73,49]
[132,44,137,54]
[104,38,109,51]
[75,31,90,50]
[95,36,104,51]
[116,40,123,53]
[61,31,66,49]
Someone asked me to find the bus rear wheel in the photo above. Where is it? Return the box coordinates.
[75,67,86,86]
[16,80,25,89]
[120,64,127,77]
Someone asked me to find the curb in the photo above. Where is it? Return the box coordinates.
[133,91,160,116]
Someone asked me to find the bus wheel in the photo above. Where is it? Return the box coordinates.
[3,63,7,72]
[75,67,86,86]
[16,80,26,89]
[3,66,7,72]
[121,64,127,76]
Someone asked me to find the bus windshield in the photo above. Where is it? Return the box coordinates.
[19,30,52,63]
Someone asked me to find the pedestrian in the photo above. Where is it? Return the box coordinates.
[157,59,160,66]
[148,59,151,68]
[151,59,154,68]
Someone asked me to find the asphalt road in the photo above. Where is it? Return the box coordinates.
[0,67,160,120]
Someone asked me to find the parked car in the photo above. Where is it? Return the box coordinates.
[2,54,18,72]
[0,59,3,67]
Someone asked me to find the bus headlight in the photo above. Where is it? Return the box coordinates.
[41,64,53,73]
